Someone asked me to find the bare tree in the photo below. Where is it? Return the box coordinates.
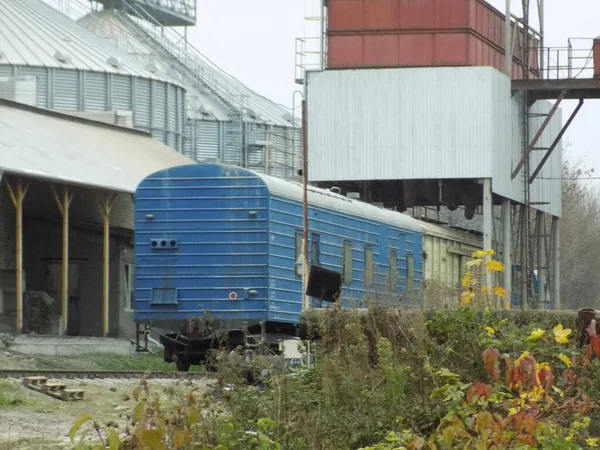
[560,153,600,309]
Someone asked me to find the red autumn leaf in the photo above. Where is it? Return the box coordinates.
[504,356,515,389]
[482,348,501,383]
[590,335,600,357]
[522,413,537,435]
[467,385,477,404]
[587,319,598,338]
[483,383,493,399]
[511,410,526,431]
[543,370,555,391]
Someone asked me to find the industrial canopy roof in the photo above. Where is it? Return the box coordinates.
[0,99,193,193]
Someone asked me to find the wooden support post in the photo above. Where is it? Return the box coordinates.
[4,177,29,333]
[97,192,116,337]
[51,185,74,334]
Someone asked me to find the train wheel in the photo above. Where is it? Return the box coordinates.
[175,355,191,372]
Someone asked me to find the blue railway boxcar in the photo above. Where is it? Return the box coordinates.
[134,163,477,371]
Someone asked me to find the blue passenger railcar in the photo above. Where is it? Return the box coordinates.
[134,163,424,370]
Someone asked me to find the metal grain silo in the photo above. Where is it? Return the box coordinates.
[72,1,302,177]
[0,0,187,153]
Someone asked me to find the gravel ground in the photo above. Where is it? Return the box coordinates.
[0,376,213,449]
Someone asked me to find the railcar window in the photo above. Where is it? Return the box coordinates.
[389,249,398,292]
[342,241,353,284]
[364,246,374,289]
[311,234,321,267]
[407,253,414,293]
[295,231,303,276]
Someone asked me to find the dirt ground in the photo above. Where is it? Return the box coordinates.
[0,351,211,449]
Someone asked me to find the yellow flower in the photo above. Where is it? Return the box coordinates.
[485,327,495,335]
[525,328,546,342]
[486,260,504,273]
[587,438,599,447]
[466,258,483,268]
[516,351,530,363]
[461,272,472,287]
[559,353,572,368]
[553,324,572,344]
[460,290,474,305]
[529,385,545,403]
[536,362,551,372]
[493,286,507,299]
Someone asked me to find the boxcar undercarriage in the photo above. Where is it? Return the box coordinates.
[150,320,303,372]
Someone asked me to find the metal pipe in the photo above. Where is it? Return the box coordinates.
[301,98,309,310]
[482,178,493,300]
[536,210,546,309]
[538,0,544,78]
[502,198,512,309]
[520,205,528,308]
[505,0,512,76]
[552,216,560,309]
[320,0,325,70]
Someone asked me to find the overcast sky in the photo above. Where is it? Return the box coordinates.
[189,0,600,184]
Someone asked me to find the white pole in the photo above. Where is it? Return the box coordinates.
[536,211,546,308]
[552,216,560,309]
[502,198,512,308]
[505,0,512,76]
[483,179,493,296]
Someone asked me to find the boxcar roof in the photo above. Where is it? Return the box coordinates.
[252,168,423,232]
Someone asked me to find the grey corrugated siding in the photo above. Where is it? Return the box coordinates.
[112,74,132,110]
[194,120,220,162]
[306,66,561,217]
[53,69,79,110]
[134,77,151,129]
[153,81,166,130]
[20,67,48,108]
[84,71,108,111]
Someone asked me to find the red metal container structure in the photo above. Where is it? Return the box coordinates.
[594,37,600,78]
[326,0,539,79]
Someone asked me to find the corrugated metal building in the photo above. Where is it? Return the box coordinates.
[306,67,562,218]
[75,6,302,176]
[0,0,188,153]
[29,0,302,177]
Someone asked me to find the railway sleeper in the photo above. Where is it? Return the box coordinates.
[21,376,85,401]
[22,376,48,392]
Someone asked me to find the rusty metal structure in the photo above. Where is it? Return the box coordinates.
[297,0,600,310]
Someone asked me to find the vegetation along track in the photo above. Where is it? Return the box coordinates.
[0,369,209,380]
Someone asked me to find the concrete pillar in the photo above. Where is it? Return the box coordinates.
[502,198,512,309]
[482,179,493,295]
[552,216,560,309]
[536,210,546,309]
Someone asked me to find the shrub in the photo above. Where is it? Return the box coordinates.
[70,250,600,449]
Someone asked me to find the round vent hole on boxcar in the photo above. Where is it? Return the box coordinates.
[151,241,157,247]
[161,240,167,247]
[170,240,177,247]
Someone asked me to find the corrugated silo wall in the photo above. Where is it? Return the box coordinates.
[0,65,186,154]
[186,119,302,177]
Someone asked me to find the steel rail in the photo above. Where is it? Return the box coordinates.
[0,369,210,380]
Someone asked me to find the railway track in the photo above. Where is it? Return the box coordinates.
[0,369,208,380]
